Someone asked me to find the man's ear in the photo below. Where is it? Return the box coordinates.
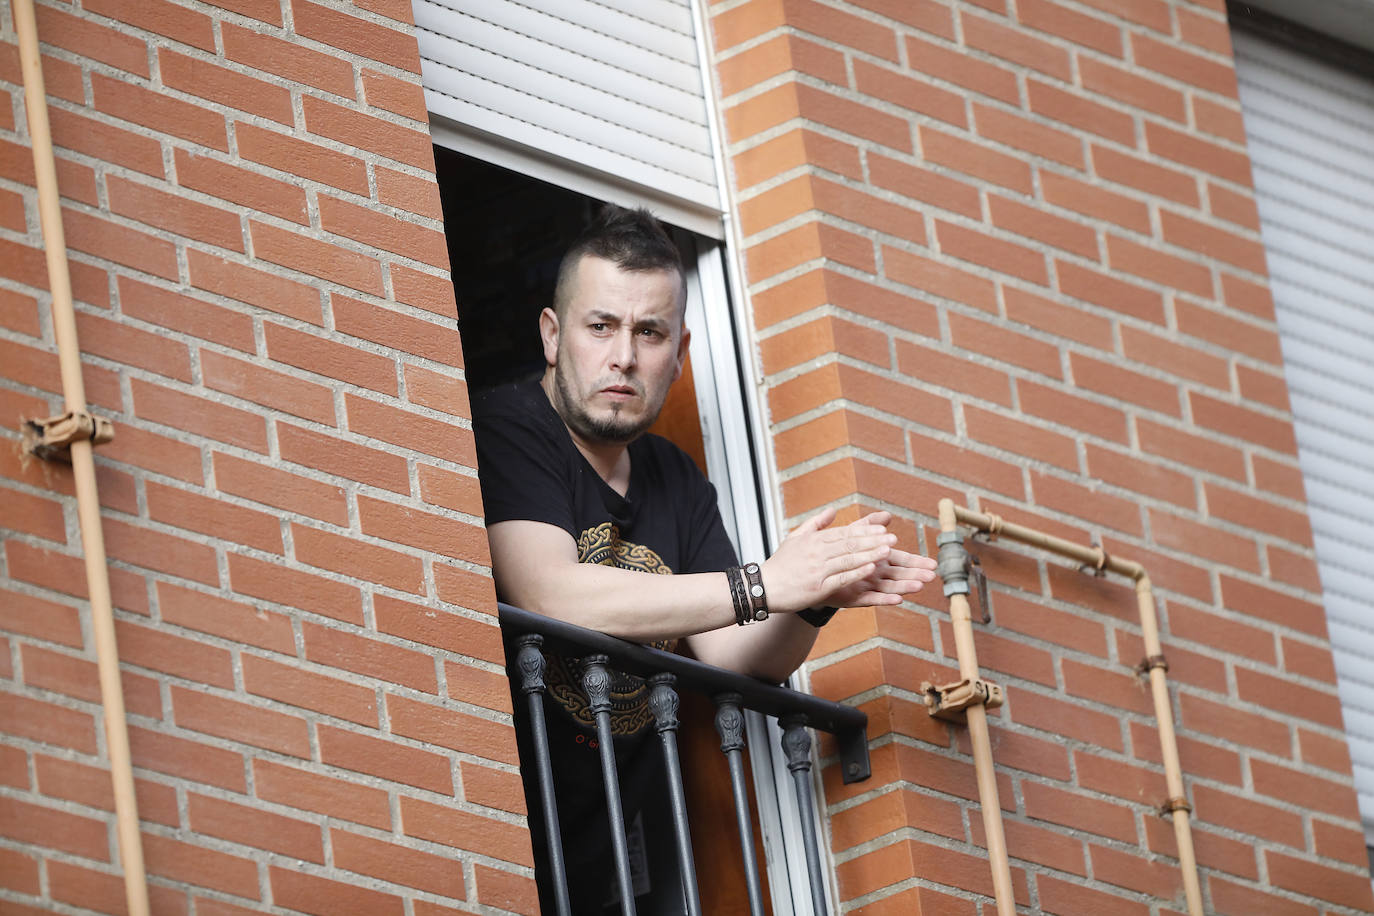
[539,307,559,367]
[673,326,691,382]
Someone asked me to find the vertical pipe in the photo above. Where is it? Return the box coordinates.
[582,655,638,916]
[648,674,702,916]
[939,500,1016,916]
[780,716,828,916]
[1136,579,1204,916]
[715,693,766,916]
[514,636,572,916]
[11,3,149,914]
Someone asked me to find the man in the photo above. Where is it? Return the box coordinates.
[472,205,935,911]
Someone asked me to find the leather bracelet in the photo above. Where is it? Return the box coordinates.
[796,605,839,628]
[726,566,750,626]
[741,562,768,623]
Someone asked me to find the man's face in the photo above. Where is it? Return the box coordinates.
[541,255,689,447]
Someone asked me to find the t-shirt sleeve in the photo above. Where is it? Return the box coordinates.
[472,393,578,537]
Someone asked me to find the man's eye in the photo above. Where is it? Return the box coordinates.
[639,328,663,339]
[590,323,608,332]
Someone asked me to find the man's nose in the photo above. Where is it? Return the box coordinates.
[608,329,637,371]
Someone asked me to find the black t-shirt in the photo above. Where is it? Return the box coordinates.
[472,379,737,910]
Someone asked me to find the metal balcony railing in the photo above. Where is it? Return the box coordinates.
[499,603,872,916]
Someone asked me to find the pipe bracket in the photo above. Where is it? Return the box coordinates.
[1136,654,1169,675]
[922,677,1004,722]
[23,409,114,462]
[1160,796,1192,816]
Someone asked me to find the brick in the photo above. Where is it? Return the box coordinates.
[416,464,484,516]
[811,176,929,246]
[1208,877,1318,916]
[243,653,378,726]
[1189,391,1296,453]
[988,195,1098,259]
[18,646,154,718]
[854,59,967,128]
[157,580,295,655]
[1150,507,1259,571]
[472,865,538,916]
[1074,749,1163,805]
[1238,666,1343,730]
[222,22,354,96]
[1132,32,1237,98]
[1018,379,1128,443]
[1080,56,1185,122]
[291,522,426,595]
[304,621,437,692]
[33,4,150,77]
[128,725,246,791]
[1236,364,1289,411]
[920,125,1032,193]
[318,724,452,793]
[93,73,226,150]
[747,220,875,278]
[1160,209,1266,273]
[1131,722,1243,786]
[0,288,40,338]
[1205,482,1311,545]
[0,847,38,895]
[0,485,65,542]
[1267,543,1320,591]
[85,0,215,50]
[1145,122,1251,186]
[1314,818,1369,867]
[1267,850,1374,910]
[203,349,335,425]
[1084,443,1193,506]
[962,9,1071,80]
[374,594,504,665]
[147,480,283,554]
[1010,687,1123,750]
[0,45,85,105]
[399,795,534,866]
[189,792,325,862]
[730,128,862,189]
[61,206,179,280]
[159,48,292,124]
[1137,417,1245,480]
[1167,602,1274,664]
[971,816,1085,875]
[1041,169,1150,233]
[376,166,444,221]
[202,0,283,24]
[1022,780,1135,842]
[1092,145,1198,207]
[391,264,460,317]
[1001,286,1110,351]
[977,103,1084,169]
[1117,627,1227,690]
[905,33,1018,104]
[304,94,433,171]
[1071,351,1180,416]
[6,541,148,614]
[332,828,467,900]
[831,786,964,850]
[1208,180,1259,230]
[356,495,490,566]
[235,123,370,197]
[132,377,267,453]
[113,618,233,688]
[1106,234,1213,297]
[173,684,310,757]
[1031,469,1141,533]
[319,195,449,269]
[175,148,308,226]
[276,421,410,493]
[1285,639,1338,685]
[460,759,523,812]
[884,246,998,312]
[936,219,1048,285]
[1252,454,1305,502]
[331,294,463,367]
[49,860,190,915]
[188,248,323,325]
[1178,692,1288,755]
[1088,845,1181,899]
[117,275,256,352]
[292,0,419,72]
[1055,260,1165,325]
[1061,656,1152,715]
[102,514,220,584]
[800,83,916,151]
[1120,325,1229,389]
[0,237,113,310]
[250,220,385,296]
[213,452,348,527]
[404,365,469,417]
[253,758,390,829]
[0,186,26,231]
[0,587,82,647]
[270,866,404,916]
[0,796,109,859]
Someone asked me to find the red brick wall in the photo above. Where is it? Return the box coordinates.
[708,0,1371,913]
[0,2,530,913]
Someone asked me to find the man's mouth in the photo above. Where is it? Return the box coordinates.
[600,384,638,400]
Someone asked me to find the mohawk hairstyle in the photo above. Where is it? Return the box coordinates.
[552,204,686,318]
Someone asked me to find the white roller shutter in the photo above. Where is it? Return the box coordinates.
[1233,31,1374,837]
[416,0,723,235]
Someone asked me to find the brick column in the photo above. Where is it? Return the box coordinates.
[704,0,1370,913]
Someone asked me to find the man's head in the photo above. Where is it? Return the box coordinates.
[541,205,690,448]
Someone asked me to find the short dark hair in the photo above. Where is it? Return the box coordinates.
[552,204,686,319]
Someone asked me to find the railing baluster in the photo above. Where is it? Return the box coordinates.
[781,715,828,916]
[648,673,702,916]
[715,692,766,916]
[582,654,638,916]
[514,635,572,916]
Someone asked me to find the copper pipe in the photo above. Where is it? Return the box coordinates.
[948,503,1203,916]
[938,500,1016,916]
[12,1,150,912]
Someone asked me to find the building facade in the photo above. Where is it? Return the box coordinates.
[0,0,1370,914]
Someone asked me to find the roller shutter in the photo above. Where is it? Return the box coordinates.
[415,0,723,235]
[1233,30,1374,837]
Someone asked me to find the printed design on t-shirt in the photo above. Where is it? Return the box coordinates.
[546,523,677,735]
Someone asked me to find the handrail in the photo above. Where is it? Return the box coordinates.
[499,603,872,782]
